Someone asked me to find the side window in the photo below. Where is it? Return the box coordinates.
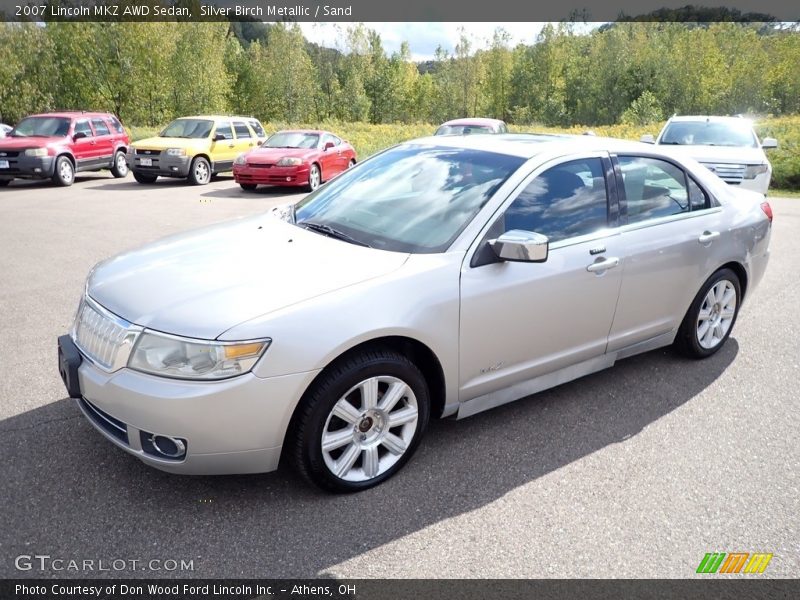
[214,122,233,140]
[91,118,110,136]
[107,116,125,134]
[322,134,338,147]
[688,177,709,211]
[618,156,689,224]
[74,120,94,137]
[503,158,609,243]
[248,120,266,137]
[233,121,251,138]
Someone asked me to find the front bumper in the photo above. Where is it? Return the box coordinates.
[233,163,309,186]
[735,172,771,196]
[128,151,191,178]
[65,336,319,475]
[0,154,55,179]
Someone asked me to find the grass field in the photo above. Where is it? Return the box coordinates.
[129,115,800,191]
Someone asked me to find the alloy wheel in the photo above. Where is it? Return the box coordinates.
[696,279,737,349]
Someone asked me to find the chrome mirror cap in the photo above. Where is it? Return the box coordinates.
[489,230,549,263]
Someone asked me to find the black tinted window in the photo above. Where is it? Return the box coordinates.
[108,115,125,134]
[248,120,265,137]
[618,156,689,223]
[503,158,609,242]
[215,122,232,140]
[233,122,251,138]
[91,118,110,136]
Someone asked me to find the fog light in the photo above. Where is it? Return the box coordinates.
[170,166,178,172]
[150,435,186,458]
[33,168,41,173]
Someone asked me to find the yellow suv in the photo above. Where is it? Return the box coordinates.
[128,115,267,185]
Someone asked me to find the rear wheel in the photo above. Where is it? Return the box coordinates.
[52,156,74,187]
[288,349,430,493]
[188,156,211,185]
[110,150,128,178]
[133,171,158,184]
[240,183,257,191]
[306,163,321,192]
[0,179,11,186]
[674,268,741,359]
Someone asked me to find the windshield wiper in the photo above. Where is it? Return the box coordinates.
[298,221,371,248]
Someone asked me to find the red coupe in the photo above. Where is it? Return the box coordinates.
[233,129,357,192]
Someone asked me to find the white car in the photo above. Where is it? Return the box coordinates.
[641,116,777,196]
[0,123,12,138]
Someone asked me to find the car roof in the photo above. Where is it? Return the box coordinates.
[273,129,328,135]
[27,111,116,119]
[667,115,753,125]
[440,118,505,127]
[400,132,651,159]
[174,115,262,122]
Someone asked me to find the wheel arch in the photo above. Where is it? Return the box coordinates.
[718,261,748,300]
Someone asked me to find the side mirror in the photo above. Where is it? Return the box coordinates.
[257,140,264,146]
[761,137,778,149]
[640,134,655,144]
[489,230,549,263]
[73,132,87,141]
[324,141,335,151]
[213,133,226,142]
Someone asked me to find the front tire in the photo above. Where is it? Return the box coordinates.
[110,150,129,178]
[674,268,741,359]
[132,171,158,184]
[306,163,321,192]
[289,349,430,493]
[188,156,211,185]
[0,179,11,187]
[52,156,74,187]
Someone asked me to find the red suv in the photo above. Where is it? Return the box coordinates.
[0,111,130,187]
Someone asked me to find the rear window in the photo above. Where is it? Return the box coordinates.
[107,115,125,134]
[91,118,110,136]
[248,120,266,137]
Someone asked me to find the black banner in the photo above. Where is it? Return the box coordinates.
[0,0,798,23]
[2,579,799,600]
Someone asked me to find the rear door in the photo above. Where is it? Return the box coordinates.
[459,154,624,401]
[232,121,257,161]
[90,117,115,167]
[607,154,726,352]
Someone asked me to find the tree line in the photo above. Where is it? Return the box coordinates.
[1,20,799,127]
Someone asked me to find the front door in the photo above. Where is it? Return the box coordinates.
[209,121,236,170]
[459,155,624,401]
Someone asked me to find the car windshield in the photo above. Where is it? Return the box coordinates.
[435,125,494,136]
[294,144,525,253]
[660,121,758,147]
[159,119,213,139]
[10,117,71,137]
[264,132,320,148]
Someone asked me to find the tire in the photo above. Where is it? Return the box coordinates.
[51,156,74,187]
[0,179,11,187]
[674,268,741,359]
[306,163,321,192]
[348,159,356,168]
[188,156,211,185]
[110,150,129,178]
[132,171,158,184]
[288,349,430,493]
[240,183,257,191]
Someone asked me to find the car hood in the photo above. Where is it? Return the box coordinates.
[88,216,410,340]
[0,136,65,150]
[131,136,207,151]
[247,147,317,162]
[658,144,768,164]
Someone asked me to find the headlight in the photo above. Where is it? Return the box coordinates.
[743,164,769,179]
[165,148,186,157]
[276,157,303,166]
[24,148,48,157]
[128,332,270,380]
[234,153,247,166]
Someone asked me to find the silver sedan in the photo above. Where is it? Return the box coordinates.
[58,134,772,492]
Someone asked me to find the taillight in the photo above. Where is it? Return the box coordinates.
[760,201,773,223]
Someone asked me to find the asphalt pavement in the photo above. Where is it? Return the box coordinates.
[0,172,797,579]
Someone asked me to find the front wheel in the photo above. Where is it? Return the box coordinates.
[674,268,741,359]
[306,163,321,192]
[348,159,356,168]
[52,156,74,187]
[132,171,158,184]
[188,156,211,185]
[110,150,128,178]
[288,349,430,492]
[0,179,11,187]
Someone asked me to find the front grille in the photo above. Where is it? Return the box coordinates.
[0,151,20,157]
[700,162,745,184]
[79,398,129,444]
[73,299,133,371]
[135,149,161,156]
[248,163,274,168]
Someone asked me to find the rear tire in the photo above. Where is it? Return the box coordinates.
[110,150,128,178]
[0,179,11,186]
[674,268,741,359]
[188,156,211,185]
[240,183,257,191]
[52,156,74,187]
[133,171,158,184]
[288,349,430,493]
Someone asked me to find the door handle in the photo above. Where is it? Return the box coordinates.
[698,231,720,244]
[586,257,620,273]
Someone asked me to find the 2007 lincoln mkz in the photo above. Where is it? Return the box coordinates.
[58,134,772,492]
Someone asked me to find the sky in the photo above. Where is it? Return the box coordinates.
[297,22,597,61]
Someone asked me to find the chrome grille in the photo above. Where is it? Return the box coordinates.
[72,299,135,371]
[700,162,745,184]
